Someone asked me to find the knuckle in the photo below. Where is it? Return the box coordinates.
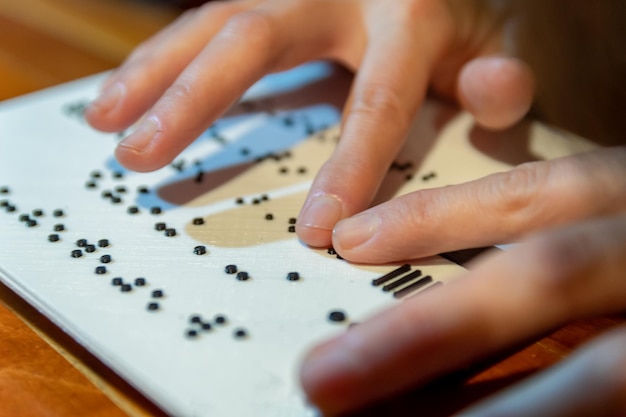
[221,9,277,50]
[350,83,409,133]
[166,80,197,104]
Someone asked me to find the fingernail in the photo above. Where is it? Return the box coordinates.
[334,213,380,250]
[298,195,343,231]
[118,116,159,153]
[89,82,124,114]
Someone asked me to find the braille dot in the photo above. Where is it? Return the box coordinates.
[95,266,107,275]
[234,329,248,339]
[71,249,83,258]
[190,315,202,324]
[98,239,109,248]
[288,218,297,224]
[19,214,30,222]
[48,234,60,242]
[288,226,295,233]
[32,209,44,217]
[328,310,347,323]
[147,302,159,311]
[201,322,212,331]
[134,277,146,286]
[405,174,413,181]
[115,185,127,193]
[121,284,132,292]
[186,329,198,338]
[152,289,163,298]
[155,222,166,231]
[100,255,112,263]
[261,194,269,201]
[111,196,122,204]
[101,190,113,199]
[164,228,177,237]
[138,186,150,194]
[297,167,307,174]
[195,171,204,183]
[26,219,37,227]
[279,167,288,174]
[286,272,300,281]
[113,171,124,180]
[194,245,207,255]
[235,197,244,205]
[6,205,16,213]
[76,239,88,247]
[240,147,250,156]
[112,277,123,286]
[85,180,97,189]
[90,170,102,179]
[51,224,64,232]
[0,200,8,207]
[215,315,227,325]
[127,206,139,214]
[236,271,249,281]
[53,209,64,217]
[192,217,204,225]
[327,248,337,255]
[85,244,96,253]
[0,186,9,194]
[252,199,260,205]
[150,206,162,215]
[265,213,274,220]
[225,264,237,274]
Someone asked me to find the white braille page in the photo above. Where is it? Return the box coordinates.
[0,62,595,417]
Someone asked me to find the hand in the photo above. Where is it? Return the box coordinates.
[84,0,534,249]
[300,147,626,415]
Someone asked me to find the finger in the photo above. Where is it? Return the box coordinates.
[333,146,626,263]
[296,1,455,247]
[113,0,355,172]
[457,326,626,417]
[85,1,253,132]
[458,56,535,130]
[301,214,626,415]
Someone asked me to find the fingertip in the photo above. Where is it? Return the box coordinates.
[458,56,534,130]
[114,117,170,172]
[296,194,344,248]
[84,82,128,133]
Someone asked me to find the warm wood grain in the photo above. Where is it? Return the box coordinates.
[0,1,623,416]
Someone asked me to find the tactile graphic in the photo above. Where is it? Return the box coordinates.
[0,62,592,417]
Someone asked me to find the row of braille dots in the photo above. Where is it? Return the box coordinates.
[0,186,19,214]
[389,161,438,182]
[111,276,165,311]
[224,264,302,282]
[371,264,441,299]
[185,313,249,340]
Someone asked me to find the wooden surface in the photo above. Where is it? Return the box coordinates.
[0,1,623,416]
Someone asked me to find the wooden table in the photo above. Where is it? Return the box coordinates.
[0,1,623,416]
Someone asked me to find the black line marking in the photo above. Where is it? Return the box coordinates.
[382,269,422,292]
[372,264,411,286]
[393,276,433,299]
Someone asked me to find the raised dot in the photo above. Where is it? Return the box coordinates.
[53,209,64,217]
[265,213,274,220]
[150,206,162,215]
[5,205,16,212]
[134,277,146,286]
[194,246,207,255]
[288,226,295,233]
[152,289,164,298]
[234,328,248,339]
[201,322,212,331]
[98,239,109,248]
[71,249,83,258]
[164,228,177,237]
[288,218,297,224]
[235,197,244,205]
[85,180,97,189]
[147,302,160,311]
[155,222,166,231]
[215,315,227,325]
[0,186,9,194]
[127,206,139,214]
[100,254,112,263]
[113,171,124,180]
[85,244,96,253]
[19,214,30,222]
[328,310,347,323]
[111,196,122,204]
[121,284,132,292]
[95,266,107,275]
[101,190,113,199]
[76,239,88,248]
[286,272,300,281]
[192,217,204,225]
[26,219,37,227]
[32,209,44,217]
[252,199,260,205]
[53,224,65,232]
[279,167,288,174]
[90,170,102,179]
[186,329,198,338]
[138,186,150,194]
[225,264,237,274]
[48,234,60,242]
[236,271,249,281]
[261,194,269,201]
[111,277,123,286]
[190,315,202,324]
[297,167,307,174]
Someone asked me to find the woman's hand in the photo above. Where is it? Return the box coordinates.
[84,0,534,249]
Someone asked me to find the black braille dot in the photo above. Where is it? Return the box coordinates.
[32,209,44,217]
[261,194,269,201]
[252,198,260,205]
[297,167,307,174]
[288,226,296,233]
[19,214,30,222]
[127,206,139,214]
[265,213,274,220]
[53,224,65,232]
[76,239,88,247]
[194,245,207,255]
[90,170,102,179]
[152,289,163,298]
[240,147,250,156]
[186,329,198,338]
[134,277,146,286]
[138,186,150,194]
[112,277,123,286]
[85,180,97,189]
[115,186,127,193]
[150,206,162,215]
[225,264,237,274]
[85,244,96,253]
[101,190,113,198]
[235,197,244,205]
[236,271,249,281]
[100,254,112,263]
[71,249,83,258]
[286,272,300,281]
[6,205,16,213]
[53,209,64,217]
[147,302,160,311]
[113,171,124,180]
[279,167,288,174]
[26,219,37,227]
[190,315,202,324]
[328,310,347,323]
[95,266,107,275]
[192,217,204,225]
[0,186,9,194]
[164,228,177,237]
[155,222,166,231]
[288,218,297,224]
[201,322,212,331]
[111,196,122,204]
[48,234,60,242]
[98,239,109,248]
[195,170,204,183]
[215,315,227,325]
[121,284,132,292]
[0,200,8,207]
[405,174,413,181]
[234,329,248,339]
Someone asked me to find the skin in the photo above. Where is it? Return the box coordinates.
[85,0,626,415]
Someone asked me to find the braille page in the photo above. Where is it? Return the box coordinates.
[0,62,595,417]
